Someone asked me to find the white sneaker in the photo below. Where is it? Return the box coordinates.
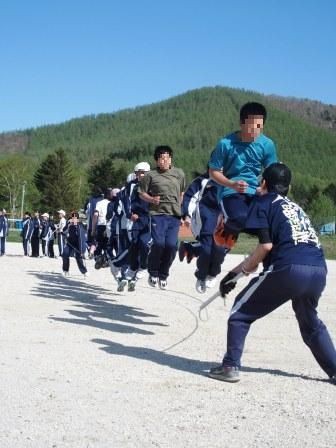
[62,271,70,277]
[159,279,167,290]
[83,272,89,280]
[205,276,217,288]
[148,276,159,287]
[117,279,127,292]
[135,269,146,280]
[196,279,206,294]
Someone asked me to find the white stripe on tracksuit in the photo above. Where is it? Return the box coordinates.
[230,265,274,316]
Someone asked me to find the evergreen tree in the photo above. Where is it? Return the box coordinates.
[87,154,128,193]
[34,148,78,214]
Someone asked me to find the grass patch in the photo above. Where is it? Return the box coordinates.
[179,233,336,260]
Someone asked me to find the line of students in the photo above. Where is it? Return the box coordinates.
[21,210,67,258]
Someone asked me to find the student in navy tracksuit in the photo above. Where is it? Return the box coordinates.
[21,212,33,256]
[62,212,87,277]
[0,209,9,256]
[105,188,120,262]
[209,163,336,384]
[30,212,41,257]
[84,190,104,254]
[180,172,227,293]
[108,174,139,291]
[123,162,151,290]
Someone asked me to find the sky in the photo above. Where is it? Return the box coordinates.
[1,0,335,133]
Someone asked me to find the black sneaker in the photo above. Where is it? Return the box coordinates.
[330,374,336,385]
[208,365,240,383]
[94,255,105,270]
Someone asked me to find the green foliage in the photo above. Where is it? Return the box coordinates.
[87,154,128,193]
[0,155,33,217]
[33,149,79,214]
[308,194,336,228]
[1,86,336,223]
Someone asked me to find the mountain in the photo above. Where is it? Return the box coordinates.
[1,86,336,184]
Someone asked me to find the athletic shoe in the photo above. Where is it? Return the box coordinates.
[117,279,128,292]
[330,374,336,385]
[196,279,206,294]
[159,279,167,290]
[205,276,217,288]
[148,276,159,288]
[128,280,136,292]
[62,271,70,277]
[94,255,105,270]
[179,241,190,262]
[135,269,146,280]
[208,365,240,383]
[83,272,89,280]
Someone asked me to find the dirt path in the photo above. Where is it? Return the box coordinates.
[1,243,335,447]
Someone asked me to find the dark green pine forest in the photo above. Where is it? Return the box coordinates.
[0,86,336,226]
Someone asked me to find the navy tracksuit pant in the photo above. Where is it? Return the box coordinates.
[148,215,180,280]
[128,216,150,272]
[223,264,336,378]
[0,236,5,255]
[62,245,87,274]
[221,193,254,236]
[194,203,227,281]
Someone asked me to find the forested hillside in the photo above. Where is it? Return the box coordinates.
[0,86,336,224]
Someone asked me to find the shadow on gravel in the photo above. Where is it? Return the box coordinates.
[241,366,326,382]
[27,270,167,336]
[92,338,327,382]
[92,338,214,376]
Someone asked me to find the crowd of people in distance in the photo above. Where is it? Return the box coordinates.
[1,101,335,385]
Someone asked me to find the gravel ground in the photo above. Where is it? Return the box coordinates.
[1,243,335,448]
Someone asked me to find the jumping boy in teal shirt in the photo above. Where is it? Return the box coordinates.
[208,102,277,248]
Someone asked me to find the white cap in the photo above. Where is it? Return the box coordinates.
[57,209,66,215]
[41,213,49,218]
[134,161,150,172]
[112,188,120,196]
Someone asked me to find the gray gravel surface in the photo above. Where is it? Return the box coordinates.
[1,243,335,447]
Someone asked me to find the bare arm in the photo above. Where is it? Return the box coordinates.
[209,168,248,194]
[139,191,160,205]
[231,242,273,275]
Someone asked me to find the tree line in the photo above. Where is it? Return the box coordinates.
[0,86,335,226]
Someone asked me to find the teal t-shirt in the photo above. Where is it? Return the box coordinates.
[208,131,277,200]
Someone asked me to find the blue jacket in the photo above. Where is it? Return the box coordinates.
[182,174,219,218]
[22,217,34,240]
[123,180,149,218]
[0,215,9,237]
[63,221,87,255]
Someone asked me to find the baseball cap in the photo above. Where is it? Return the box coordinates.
[57,209,66,215]
[134,162,150,172]
[41,212,49,218]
